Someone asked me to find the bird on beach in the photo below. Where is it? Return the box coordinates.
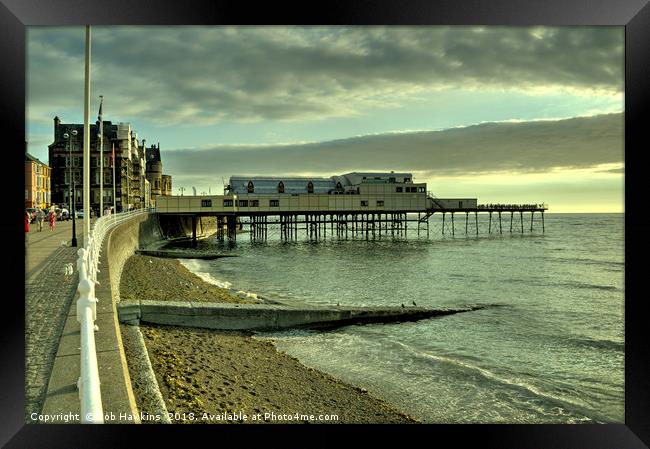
[412,301,417,307]
[337,302,340,307]
[401,303,405,308]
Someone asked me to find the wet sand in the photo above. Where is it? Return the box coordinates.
[119,254,418,424]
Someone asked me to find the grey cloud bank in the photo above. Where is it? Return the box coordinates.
[163,113,624,180]
[28,26,623,126]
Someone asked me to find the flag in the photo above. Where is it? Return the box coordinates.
[111,143,115,167]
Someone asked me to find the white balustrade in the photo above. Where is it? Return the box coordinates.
[75,208,150,423]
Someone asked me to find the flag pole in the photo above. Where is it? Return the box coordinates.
[83,25,91,246]
[99,95,103,217]
[112,142,116,213]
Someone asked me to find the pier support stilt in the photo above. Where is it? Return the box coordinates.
[530,212,534,232]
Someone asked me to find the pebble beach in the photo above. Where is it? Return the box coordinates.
[119,254,418,424]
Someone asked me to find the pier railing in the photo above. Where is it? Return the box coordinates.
[477,203,548,210]
[75,208,151,423]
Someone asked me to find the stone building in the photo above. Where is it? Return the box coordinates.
[25,150,51,209]
[48,116,172,214]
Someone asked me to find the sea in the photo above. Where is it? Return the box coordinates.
[174,213,624,424]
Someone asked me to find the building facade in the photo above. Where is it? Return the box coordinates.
[157,172,436,214]
[25,151,52,209]
[48,116,172,214]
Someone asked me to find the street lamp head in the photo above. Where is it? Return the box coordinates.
[63,132,69,139]
[72,129,78,136]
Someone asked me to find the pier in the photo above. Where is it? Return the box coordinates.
[157,202,548,244]
[156,172,548,244]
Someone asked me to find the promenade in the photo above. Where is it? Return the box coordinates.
[24,219,90,421]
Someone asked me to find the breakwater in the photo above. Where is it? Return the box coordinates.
[117,299,487,331]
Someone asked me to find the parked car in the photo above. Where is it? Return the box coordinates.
[75,209,84,219]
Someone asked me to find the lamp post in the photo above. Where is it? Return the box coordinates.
[63,130,78,247]
[179,186,185,196]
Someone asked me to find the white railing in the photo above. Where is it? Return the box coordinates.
[75,208,151,423]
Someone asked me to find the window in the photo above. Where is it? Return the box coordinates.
[278,181,285,193]
[270,199,280,207]
[459,201,463,208]
[361,200,368,207]
[389,177,396,183]
[238,200,248,207]
[376,200,384,207]
[223,199,233,207]
[247,181,254,193]
[201,199,212,207]
[307,181,314,194]
[250,200,259,207]
[418,187,426,193]
[404,177,411,183]
[396,187,403,193]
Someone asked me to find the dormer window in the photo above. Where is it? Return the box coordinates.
[336,181,342,190]
[247,181,254,193]
[307,181,314,194]
[278,181,285,193]
[404,177,411,183]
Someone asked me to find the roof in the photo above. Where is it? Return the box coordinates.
[25,152,49,167]
[229,176,335,194]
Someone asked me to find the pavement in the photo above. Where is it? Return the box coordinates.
[24,218,92,422]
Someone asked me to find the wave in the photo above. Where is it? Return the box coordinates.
[549,257,624,268]
[389,339,610,421]
[559,282,620,291]
[566,336,624,352]
[178,259,274,302]
[179,260,233,289]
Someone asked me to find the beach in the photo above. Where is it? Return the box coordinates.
[119,254,418,424]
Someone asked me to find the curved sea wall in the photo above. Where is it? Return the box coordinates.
[106,214,216,302]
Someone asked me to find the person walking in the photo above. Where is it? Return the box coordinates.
[48,209,56,231]
[37,209,45,231]
[25,211,30,233]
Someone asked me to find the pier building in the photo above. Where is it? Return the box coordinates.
[156,172,547,243]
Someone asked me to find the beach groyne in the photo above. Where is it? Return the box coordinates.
[117,300,487,331]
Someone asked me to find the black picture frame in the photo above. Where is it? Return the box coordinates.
[4,0,648,447]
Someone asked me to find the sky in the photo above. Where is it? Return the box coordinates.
[26,26,624,212]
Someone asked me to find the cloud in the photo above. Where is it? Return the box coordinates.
[27,26,623,126]
[161,113,623,181]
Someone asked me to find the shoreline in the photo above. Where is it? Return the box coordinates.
[119,254,419,424]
